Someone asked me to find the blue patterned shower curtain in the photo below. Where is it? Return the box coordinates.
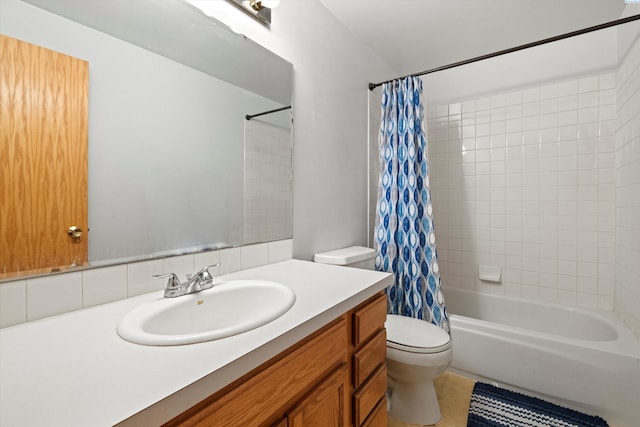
[374,76,449,333]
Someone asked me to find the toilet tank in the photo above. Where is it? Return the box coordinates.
[313,246,376,270]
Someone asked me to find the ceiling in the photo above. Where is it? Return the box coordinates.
[319,0,627,79]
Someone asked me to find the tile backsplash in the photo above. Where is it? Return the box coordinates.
[0,240,292,328]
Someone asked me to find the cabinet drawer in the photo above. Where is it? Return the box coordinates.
[352,292,387,347]
[361,397,387,427]
[353,364,387,426]
[352,329,386,388]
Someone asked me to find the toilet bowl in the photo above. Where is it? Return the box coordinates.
[385,314,452,425]
[313,246,453,426]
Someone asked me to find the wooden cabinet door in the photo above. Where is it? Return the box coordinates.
[0,34,88,279]
[287,364,349,427]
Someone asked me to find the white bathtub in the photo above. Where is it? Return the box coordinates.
[444,287,640,427]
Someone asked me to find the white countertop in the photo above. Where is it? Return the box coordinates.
[0,260,392,426]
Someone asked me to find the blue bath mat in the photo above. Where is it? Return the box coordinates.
[467,382,608,427]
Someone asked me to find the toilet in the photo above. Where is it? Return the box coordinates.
[314,246,452,426]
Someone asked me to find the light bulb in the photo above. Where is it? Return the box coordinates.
[261,0,280,8]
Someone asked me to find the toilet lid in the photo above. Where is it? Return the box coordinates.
[385,314,451,354]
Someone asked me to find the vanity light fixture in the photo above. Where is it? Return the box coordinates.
[250,0,280,11]
[226,0,279,26]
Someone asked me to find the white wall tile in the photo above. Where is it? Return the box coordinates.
[615,32,640,337]
[577,291,598,308]
[539,287,557,302]
[420,70,621,312]
[558,79,578,96]
[220,247,242,274]
[163,254,195,283]
[557,289,577,305]
[0,281,26,328]
[241,243,269,270]
[82,265,128,308]
[268,239,293,263]
[539,84,558,100]
[194,250,221,276]
[578,92,598,109]
[599,73,615,90]
[598,295,614,310]
[449,102,461,115]
[26,272,82,321]
[1,238,294,327]
[578,76,599,93]
[559,95,578,112]
[599,89,616,107]
[127,259,164,297]
[244,120,293,244]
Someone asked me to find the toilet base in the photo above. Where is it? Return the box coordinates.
[388,379,442,425]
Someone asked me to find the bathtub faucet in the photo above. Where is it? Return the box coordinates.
[153,263,221,298]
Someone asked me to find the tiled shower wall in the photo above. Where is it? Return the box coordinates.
[244,120,293,244]
[426,72,617,309]
[368,54,640,337]
[368,72,620,311]
[615,31,640,336]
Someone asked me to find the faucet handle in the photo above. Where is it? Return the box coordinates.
[198,263,221,283]
[200,262,221,275]
[153,273,181,290]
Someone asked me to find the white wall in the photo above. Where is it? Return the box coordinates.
[615,4,640,337]
[423,25,618,106]
[368,90,383,248]
[189,1,395,260]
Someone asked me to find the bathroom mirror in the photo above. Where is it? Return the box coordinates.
[1,0,293,279]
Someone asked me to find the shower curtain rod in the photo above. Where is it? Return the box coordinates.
[368,14,640,91]
[245,105,291,120]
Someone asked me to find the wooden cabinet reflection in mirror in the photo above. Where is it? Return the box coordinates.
[0,35,88,280]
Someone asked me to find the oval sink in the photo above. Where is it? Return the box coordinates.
[117,280,295,346]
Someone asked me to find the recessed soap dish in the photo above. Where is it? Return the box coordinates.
[478,265,501,283]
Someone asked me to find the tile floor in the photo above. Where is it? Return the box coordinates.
[388,371,475,427]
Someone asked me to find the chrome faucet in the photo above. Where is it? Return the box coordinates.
[153,263,221,298]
